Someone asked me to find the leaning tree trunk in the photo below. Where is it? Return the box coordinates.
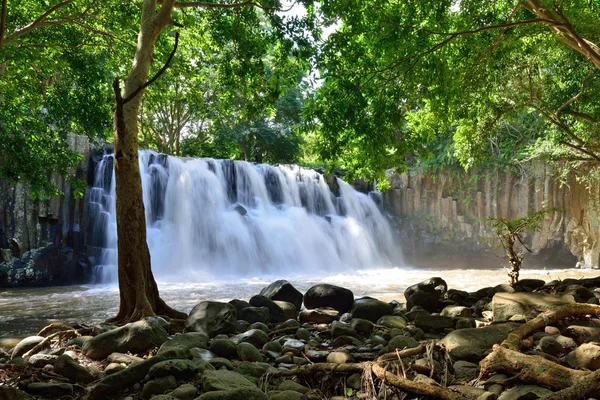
[109,0,186,324]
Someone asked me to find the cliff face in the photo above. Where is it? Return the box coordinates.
[0,134,92,287]
[384,165,600,268]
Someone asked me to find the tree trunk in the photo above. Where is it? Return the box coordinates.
[109,0,186,324]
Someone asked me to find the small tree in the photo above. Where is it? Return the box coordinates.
[487,208,558,285]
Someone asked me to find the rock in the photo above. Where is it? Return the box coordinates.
[191,348,217,361]
[170,383,198,400]
[347,373,362,390]
[377,315,407,329]
[439,323,521,360]
[250,295,286,323]
[269,390,308,400]
[11,336,45,358]
[54,353,93,383]
[386,335,419,352]
[148,359,198,378]
[25,382,73,397]
[405,277,447,299]
[237,342,263,362]
[414,315,454,331]
[142,375,177,398]
[455,318,475,330]
[350,318,373,335]
[82,318,168,360]
[332,335,361,347]
[563,285,596,303]
[229,299,252,315]
[441,306,472,318]
[563,325,600,344]
[514,279,546,291]
[185,301,237,338]
[249,322,269,333]
[273,301,298,321]
[326,351,354,364]
[158,332,209,355]
[538,336,564,357]
[107,352,144,365]
[453,360,479,383]
[202,369,257,392]
[232,329,269,348]
[263,341,283,353]
[259,280,304,311]
[331,321,357,338]
[448,385,488,399]
[303,284,354,313]
[67,335,92,347]
[406,290,439,313]
[104,362,127,375]
[210,357,234,370]
[197,387,267,400]
[299,308,339,324]
[209,339,238,359]
[28,353,57,368]
[295,327,312,341]
[0,387,29,400]
[350,298,393,322]
[497,385,552,400]
[491,292,575,322]
[277,319,301,330]
[235,361,275,381]
[566,342,600,370]
[239,307,271,324]
[276,380,310,394]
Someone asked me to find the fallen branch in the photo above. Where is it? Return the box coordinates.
[38,322,75,337]
[542,368,600,400]
[377,344,427,363]
[23,330,79,358]
[371,364,462,400]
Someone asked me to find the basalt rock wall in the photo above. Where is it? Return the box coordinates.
[384,164,600,268]
[0,134,93,287]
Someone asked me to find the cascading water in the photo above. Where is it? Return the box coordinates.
[87,150,402,281]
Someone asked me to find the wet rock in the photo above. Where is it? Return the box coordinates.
[439,323,521,360]
[104,362,127,375]
[566,342,600,370]
[185,301,237,338]
[414,315,454,331]
[350,298,393,322]
[209,339,238,359]
[538,336,564,357]
[169,383,198,400]
[28,353,57,368]
[377,315,407,330]
[277,319,300,330]
[282,339,305,352]
[326,351,354,364]
[263,340,283,353]
[259,280,304,311]
[350,318,373,335]
[514,279,546,291]
[303,284,354,313]
[299,308,339,324]
[158,332,209,355]
[455,318,475,330]
[107,352,144,365]
[54,353,93,383]
[406,290,439,313]
[563,285,596,303]
[197,387,267,400]
[237,342,263,362]
[304,349,329,361]
[142,375,177,398]
[229,299,252,315]
[273,301,297,321]
[277,380,310,393]
[491,292,575,322]
[295,327,312,341]
[331,321,357,338]
[83,318,168,360]
[191,348,217,361]
[250,295,286,323]
[202,369,257,392]
[405,277,447,299]
[0,387,29,400]
[385,335,419,352]
[25,382,73,397]
[67,335,92,347]
[497,385,552,400]
[332,335,362,347]
[232,329,269,348]
[11,336,44,358]
[453,360,479,383]
[239,307,271,324]
[441,306,472,318]
[148,359,198,378]
[269,390,308,400]
[209,357,234,370]
[563,325,600,344]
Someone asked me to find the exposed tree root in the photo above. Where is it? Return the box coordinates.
[542,368,600,400]
[37,322,74,337]
[371,364,463,400]
[377,344,427,363]
[23,330,79,358]
[479,345,587,390]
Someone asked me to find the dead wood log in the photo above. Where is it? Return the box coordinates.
[479,345,587,390]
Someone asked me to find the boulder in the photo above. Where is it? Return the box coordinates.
[259,280,304,311]
[441,306,472,318]
[350,298,393,322]
[185,301,237,338]
[273,301,297,321]
[232,329,269,348]
[239,307,270,324]
[276,380,310,394]
[82,319,168,360]
[196,387,267,400]
[303,284,354,313]
[229,299,252,315]
[249,295,286,322]
[377,315,407,329]
[439,323,521,360]
[148,359,198,378]
[237,342,263,362]
[298,308,339,324]
[404,277,447,299]
[54,354,93,383]
[452,360,479,383]
[157,332,209,355]
[201,369,257,392]
[406,290,440,313]
[386,335,419,352]
[565,342,600,370]
[491,292,575,322]
[170,383,198,400]
[350,318,374,335]
[11,336,45,358]
[209,339,238,359]
[28,353,57,368]
[331,321,357,338]
[414,315,454,331]
[563,325,600,344]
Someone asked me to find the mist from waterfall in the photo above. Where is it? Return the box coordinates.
[87,150,402,281]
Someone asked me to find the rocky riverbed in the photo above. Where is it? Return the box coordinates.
[2,276,600,400]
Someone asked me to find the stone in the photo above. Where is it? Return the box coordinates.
[448,386,487,399]
[299,308,339,324]
[142,375,177,398]
[455,318,475,330]
[82,319,168,360]
[239,307,271,324]
[11,336,44,358]
[350,318,374,335]
[185,301,237,338]
[158,332,209,355]
[249,322,269,333]
[350,298,393,322]
[104,362,127,375]
[414,315,454,331]
[347,373,362,390]
[277,319,300,330]
[209,339,238,359]
[25,382,73,397]
[332,335,361,347]
[563,285,596,303]
[295,327,312,341]
[453,360,479,383]
[196,387,267,400]
[405,277,447,299]
[276,380,310,394]
[491,292,575,322]
[263,341,283,353]
[273,301,298,321]
[566,342,600,370]
[377,315,407,329]
[107,352,144,364]
[209,357,234,370]
[386,335,419,352]
[28,353,57,368]
[439,323,521,360]
[229,299,252,315]
[441,306,472,318]
[259,280,304,311]
[563,325,600,344]
[54,353,93,383]
[237,342,263,362]
[406,290,439,313]
[303,284,354,313]
[202,369,257,392]
[250,295,286,323]
[497,385,552,400]
[514,279,546,291]
[326,351,354,364]
[148,359,198,378]
[0,387,29,400]
[232,329,269,348]
[538,336,564,357]
[269,390,308,400]
[331,321,357,338]
[170,383,198,400]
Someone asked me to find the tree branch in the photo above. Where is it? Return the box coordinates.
[0,0,7,47]
[556,66,595,116]
[174,0,260,9]
[5,0,75,41]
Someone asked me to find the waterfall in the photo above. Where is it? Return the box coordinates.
[88,150,402,281]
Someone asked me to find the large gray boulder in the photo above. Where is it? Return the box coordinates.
[249,295,285,323]
[492,292,575,322]
[404,277,447,299]
[303,284,354,313]
[11,336,45,358]
[54,354,93,383]
[439,323,521,360]
[185,301,237,338]
[82,318,168,360]
[259,280,304,311]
